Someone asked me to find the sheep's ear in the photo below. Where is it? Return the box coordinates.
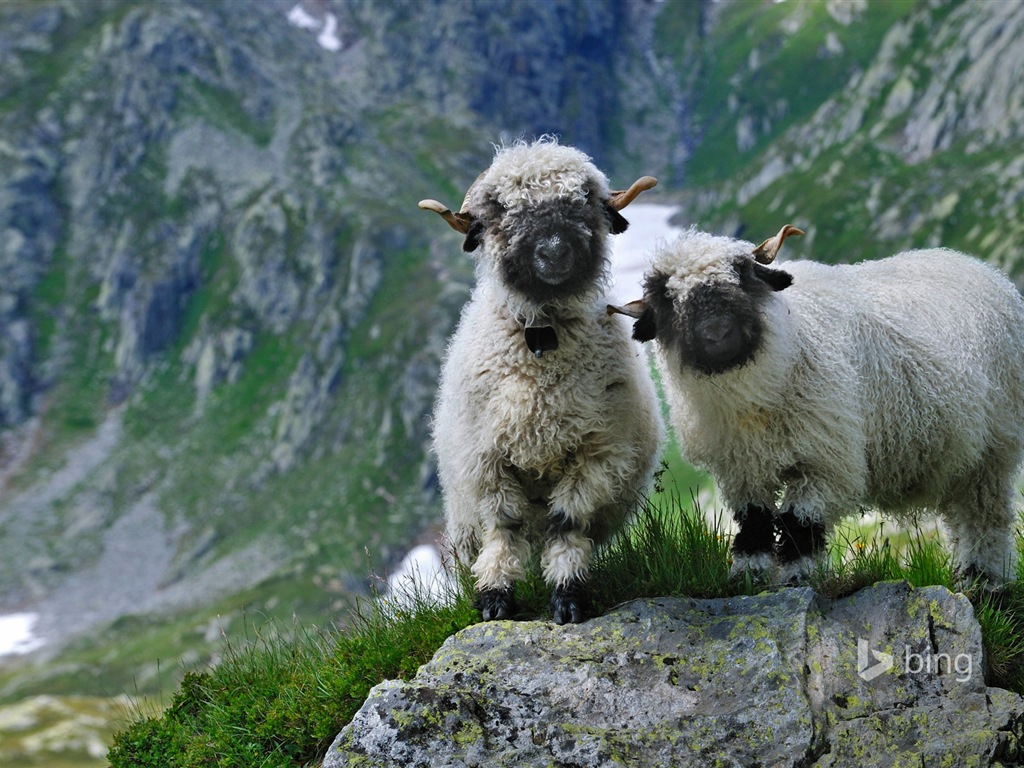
[631,309,657,342]
[607,300,656,342]
[752,262,793,292]
[605,203,630,235]
[462,220,484,253]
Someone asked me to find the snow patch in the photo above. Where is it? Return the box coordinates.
[0,613,44,657]
[287,4,342,52]
[318,14,342,52]
[608,203,685,301]
[383,545,458,610]
[286,4,319,30]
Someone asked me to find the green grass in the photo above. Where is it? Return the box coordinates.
[107,482,1024,768]
[11,275,114,489]
[27,247,70,365]
[108,588,480,768]
[178,78,274,148]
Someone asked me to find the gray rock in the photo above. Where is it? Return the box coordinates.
[325,582,1024,767]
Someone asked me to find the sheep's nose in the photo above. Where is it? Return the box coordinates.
[695,316,743,360]
[534,237,572,283]
[537,236,569,263]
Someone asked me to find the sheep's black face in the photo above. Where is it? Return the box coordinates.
[496,196,609,302]
[639,258,792,375]
[681,279,766,374]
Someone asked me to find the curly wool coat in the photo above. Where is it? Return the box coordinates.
[430,139,662,622]
[637,228,1024,581]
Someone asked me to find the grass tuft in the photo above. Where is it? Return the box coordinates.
[974,584,1024,693]
[592,491,733,606]
[812,521,953,598]
[109,583,478,767]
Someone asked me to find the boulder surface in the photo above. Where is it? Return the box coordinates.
[325,582,1024,767]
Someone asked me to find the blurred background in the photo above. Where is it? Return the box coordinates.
[1,0,1022,763]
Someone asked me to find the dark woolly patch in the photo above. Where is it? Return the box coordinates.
[631,310,658,343]
[632,271,669,343]
[681,280,764,374]
[775,509,826,563]
[752,261,794,291]
[462,220,484,253]
[732,503,776,556]
[547,508,579,535]
[637,257,791,375]
[477,587,516,621]
[495,506,524,532]
[550,578,590,625]
[495,196,608,302]
[606,203,630,235]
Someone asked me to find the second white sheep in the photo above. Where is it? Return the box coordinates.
[613,226,1024,583]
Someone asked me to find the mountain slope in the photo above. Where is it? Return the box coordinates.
[681,0,1024,276]
[0,0,483,695]
[0,0,1021,722]
[0,0,697,701]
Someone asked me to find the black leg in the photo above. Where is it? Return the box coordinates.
[476,587,515,621]
[732,503,776,557]
[550,578,590,625]
[775,508,826,563]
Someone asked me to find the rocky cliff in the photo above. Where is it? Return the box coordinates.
[681,0,1024,274]
[0,0,701,704]
[326,582,1024,767]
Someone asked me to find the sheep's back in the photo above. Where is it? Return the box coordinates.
[785,249,1024,508]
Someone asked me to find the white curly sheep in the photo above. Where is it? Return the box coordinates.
[422,138,663,623]
[612,225,1024,583]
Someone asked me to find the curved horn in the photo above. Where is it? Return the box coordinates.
[752,225,805,264]
[418,199,474,234]
[608,176,658,211]
[606,299,647,318]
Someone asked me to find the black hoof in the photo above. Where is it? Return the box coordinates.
[476,588,515,621]
[550,581,590,625]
